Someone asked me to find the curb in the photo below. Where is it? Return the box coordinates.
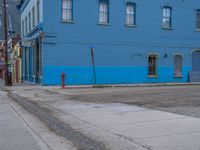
[51,82,200,90]
[4,89,107,150]
[92,83,200,88]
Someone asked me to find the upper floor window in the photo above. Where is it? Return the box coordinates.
[25,17,28,35]
[32,6,35,28]
[28,12,31,32]
[162,6,172,28]
[126,3,136,26]
[196,9,200,30]
[22,21,24,37]
[148,55,158,77]
[37,0,40,23]
[62,0,73,21]
[99,0,109,24]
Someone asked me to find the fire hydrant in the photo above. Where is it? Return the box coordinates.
[61,72,66,89]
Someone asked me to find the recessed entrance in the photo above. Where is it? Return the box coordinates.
[33,38,42,84]
[192,50,200,71]
[190,50,200,82]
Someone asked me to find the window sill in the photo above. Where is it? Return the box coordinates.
[97,22,111,26]
[162,27,173,30]
[148,75,158,78]
[125,24,137,28]
[60,20,75,24]
[174,75,183,78]
[195,29,200,32]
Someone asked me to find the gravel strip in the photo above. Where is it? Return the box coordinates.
[4,88,107,150]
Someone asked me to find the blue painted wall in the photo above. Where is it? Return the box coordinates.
[26,0,200,85]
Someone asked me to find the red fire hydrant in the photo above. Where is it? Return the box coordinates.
[61,72,66,89]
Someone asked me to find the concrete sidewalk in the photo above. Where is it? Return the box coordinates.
[0,90,45,150]
[4,85,200,150]
[0,88,76,150]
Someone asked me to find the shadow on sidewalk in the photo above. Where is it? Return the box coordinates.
[0,78,36,86]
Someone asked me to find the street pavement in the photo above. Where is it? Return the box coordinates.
[4,84,200,150]
[0,79,76,150]
[55,85,200,118]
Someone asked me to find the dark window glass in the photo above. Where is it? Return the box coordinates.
[22,21,24,37]
[148,56,157,76]
[37,0,40,23]
[32,6,35,28]
[28,12,31,32]
[196,9,200,29]
[25,17,27,35]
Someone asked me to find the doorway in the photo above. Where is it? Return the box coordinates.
[192,50,200,71]
[35,40,40,83]
[190,50,200,82]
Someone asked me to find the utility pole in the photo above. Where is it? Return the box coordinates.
[3,0,12,86]
[90,48,97,85]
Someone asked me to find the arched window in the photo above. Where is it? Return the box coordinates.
[148,55,158,77]
[192,50,200,71]
[62,0,73,21]
[174,55,183,77]
[99,0,109,24]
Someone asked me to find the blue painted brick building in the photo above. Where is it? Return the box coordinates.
[18,0,200,85]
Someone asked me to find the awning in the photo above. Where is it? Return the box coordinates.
[21,32,41,47]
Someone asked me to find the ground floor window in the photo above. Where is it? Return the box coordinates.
[39,40,42,77]
[25,48,29,79]
[174,55,182,77]
[148,55,157,77]
[33,44,36,76]
[33,38,42,83]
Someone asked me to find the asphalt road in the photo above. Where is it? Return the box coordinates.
[55,85,200,118]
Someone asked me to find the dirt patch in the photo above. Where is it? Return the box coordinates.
[64,85,200,118]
